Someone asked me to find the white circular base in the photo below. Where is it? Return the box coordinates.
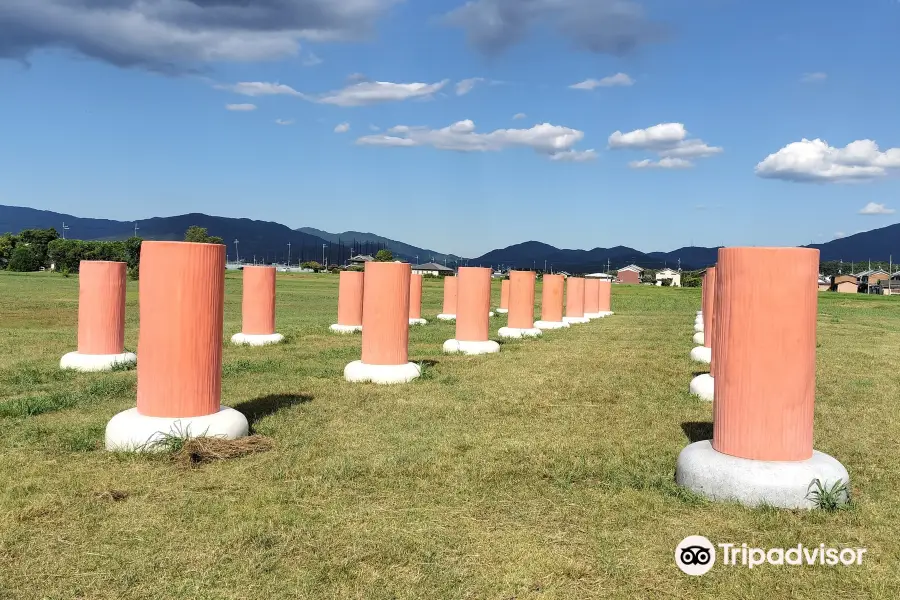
[498,326,542,339]
[443,339,501,355]
[692,331,705,345]
[489,311,496,317]
[343,360,421,384]
[690,346,712,364]
[695,318,703,326]
[330,324,362,334]
[60,351,136,372]
[563,316,590,324]
[231,332,284,346]
[689,373,714,401]
[534,320,570,330]
[105,406,249,452]
[696,310,702,316]
[584,312,603,320]
[595,311,614,317]
[437,314,456,321]
[496,308,509,314]
[676,440,850,509]
[408,318,428,326]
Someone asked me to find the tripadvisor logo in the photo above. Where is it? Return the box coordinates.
[675,536,867,576]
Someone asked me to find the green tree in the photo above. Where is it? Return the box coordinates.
[0,233,17,269]
[374,249,394,262]
[7,244,42,272]
[301,261,324,272]
[184,226,224,245]
[18,228,59,268]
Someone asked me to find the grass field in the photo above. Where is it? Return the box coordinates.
[1,271,899,599]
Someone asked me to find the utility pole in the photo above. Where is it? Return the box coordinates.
[62,222,69,239]
[287,242,291,267]
[322,244,327,267]
[544,259,547,272]
[234,239,240,263]
[134,222,139,237]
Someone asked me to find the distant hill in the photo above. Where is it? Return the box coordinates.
[473,241,706,271]
[807,224,900,262]
[297,227,462,264]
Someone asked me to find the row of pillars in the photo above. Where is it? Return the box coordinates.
[678,247,849,509]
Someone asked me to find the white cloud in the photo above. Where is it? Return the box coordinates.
[569,73,634,90]
[0,0,399,72]
[220,82,304,97]
[275,118,295,126]
[219,79,448,107]
[629,157,692,169]
[302,52,323,67]
[356,119,594,161]
[609,122,721,168]
[755,139,900,183]
[858,202,896,215]
[317,80,449,106]
[801,72,827,83]
[456,78,485,95]
[369,124,381,131]
[226,103,257,111]
[513,113,527,120]
[334,122,351,133]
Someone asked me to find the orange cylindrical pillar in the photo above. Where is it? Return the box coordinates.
[702,267,716,349]
[456,267,491,341]
[331,271,364,333]
[584,278,601,317]
[78,261,127,354]
[564,277,588,324]
[444,267,499,354]
[499,270,540,338]
[498,279,510,313]
[61,260,135,372]
[345,262,420,383]
[597,280,613,315]
[689,266,716,398]
[438,275,457,320]
[408,273,427,325]
[241,266,276,334]
[540,275,565,322]
[712,248,818,461]
[136,242,225,418]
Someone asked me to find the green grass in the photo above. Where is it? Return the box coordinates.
[0,271,898,599]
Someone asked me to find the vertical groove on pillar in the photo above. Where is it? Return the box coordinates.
[242,266,276,335]
[565,277,585,318]
[508,270,536,329]
[456,267,491,342]
[337,271,364,327]
[542,275,564,322]
[712,247,818,461]
[77,261,127,355]
[137,242,224,418]
[361,262,410,366]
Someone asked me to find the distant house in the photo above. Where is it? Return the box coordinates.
[585,273,614,280]
[879,280,900,295]
[617,264,644,285]
[817,275,831,292]
[655,268,682,287]
[412,262,455,277]
[857,269,891,293]
[347,254,374,267]
[831,274,858,294]
[556,271,572,278]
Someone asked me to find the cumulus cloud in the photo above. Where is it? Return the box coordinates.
[219,79,448,106]
[456,77,485,95]
[513,112,527,120]
[334,122,351,133]
[0,0,399,72]
[755,139,900,183]
[275,119,295,126]
[356,119,595,162]
[800,72,827,83]
[858,202,896,215]
[569,73,634,90]
[444,0,666,57]
[226,103,257,111]
[608,122,721,168]
[629,157,692,169]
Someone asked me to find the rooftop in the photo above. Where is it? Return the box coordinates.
[412,262,454,272]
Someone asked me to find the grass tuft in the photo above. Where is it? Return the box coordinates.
[806,478,851,511]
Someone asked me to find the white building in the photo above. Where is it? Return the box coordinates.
[655,268,682,287]
[412,262,455,276]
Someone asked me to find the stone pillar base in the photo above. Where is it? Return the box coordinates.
[689,373,714,401]
[690,346,712,364]
[675,440,850,509]
[330,324,362,334]
[436,314,456,321]
[692,331,704,345]
[105,406,249,452]
[60,351,137,372]
[343,360,421,384]
[534,320,570,330]
[562,316,590,325]
[408,318,428,326]
[497,327,542,339]
[231,332,285,346]
[496,308,509,314]
[442,339,501,355]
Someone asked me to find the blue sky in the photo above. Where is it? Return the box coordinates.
[1,0,899,257]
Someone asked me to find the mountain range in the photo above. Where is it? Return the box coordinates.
[2,204,898,271]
